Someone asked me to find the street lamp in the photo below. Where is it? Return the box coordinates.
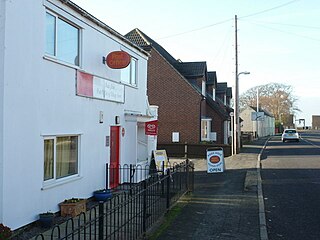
[233,71,250,154]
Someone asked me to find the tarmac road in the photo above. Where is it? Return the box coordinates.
[261,131,320,240]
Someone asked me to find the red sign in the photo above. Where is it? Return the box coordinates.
[145,120,158,136]
[106,51,131,69]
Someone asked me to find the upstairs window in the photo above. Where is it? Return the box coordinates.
[121,58,137,86]
[46,12,80,66]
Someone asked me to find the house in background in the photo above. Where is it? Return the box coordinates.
[0,0,156,230]
[240,106,275,137]
[125,28,232,144]
[312,115,320,130]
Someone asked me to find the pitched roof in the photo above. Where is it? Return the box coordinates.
[125,28,177,65]
[125,29,207,78]
[175,62,207,78]
[207,71,217,86]
[216,82,228,93]
[205,94,229,119]
[226,87,232,98]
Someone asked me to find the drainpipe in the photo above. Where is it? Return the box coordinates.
[199,96,206,142]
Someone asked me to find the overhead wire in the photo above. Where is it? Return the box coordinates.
[156,0,301,40]
[241,20,320,30]
[242,20,320,43]
[156,18,233,40]
[238,0,301,19]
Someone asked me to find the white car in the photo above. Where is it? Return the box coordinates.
[282,129,300,142]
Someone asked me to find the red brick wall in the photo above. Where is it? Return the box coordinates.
[147,48,202,144]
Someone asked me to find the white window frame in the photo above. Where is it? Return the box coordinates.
[201,80,206,96]
[43,135,81,187]
[45,10,80,66]
[201,118,212,141]
[121,58,137,87]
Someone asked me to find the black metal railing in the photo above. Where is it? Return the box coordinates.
[34,160,194,240]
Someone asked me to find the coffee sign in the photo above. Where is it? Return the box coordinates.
[206,148,225,173]
[106,51,131,69]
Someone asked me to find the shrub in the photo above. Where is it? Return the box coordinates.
[0,223,12,240]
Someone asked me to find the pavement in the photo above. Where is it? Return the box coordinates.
[154,138,268,240]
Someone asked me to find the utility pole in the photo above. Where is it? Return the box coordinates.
[233,15,250,154]
[256,88,259,138]
[234,15,239,154]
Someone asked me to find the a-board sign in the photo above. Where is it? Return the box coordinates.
[207,148,225,173]
[153,150,170,172]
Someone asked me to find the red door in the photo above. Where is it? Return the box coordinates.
[110,126,120,189]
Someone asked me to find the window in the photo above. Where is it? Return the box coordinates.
[46,12,80,66]
[201,80,206,96]
[44,136,79,181]
[121,58,137,86]
[201,119,212,141]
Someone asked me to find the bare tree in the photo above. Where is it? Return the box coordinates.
[240,82,300,121]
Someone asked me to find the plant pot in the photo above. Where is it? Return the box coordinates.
[59,199,86,217]
[93,189,112,201]
[39,213,55,227]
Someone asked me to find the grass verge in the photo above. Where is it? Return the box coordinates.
[147,202,185,240]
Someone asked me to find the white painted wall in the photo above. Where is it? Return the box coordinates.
[1,0,153,230]
[0,0,6,224]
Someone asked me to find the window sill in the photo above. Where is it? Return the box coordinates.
[43,55,81,70]
[120,82,138,89]
[41,175,82,190]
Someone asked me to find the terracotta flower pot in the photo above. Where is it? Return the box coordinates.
[59,198,86,217]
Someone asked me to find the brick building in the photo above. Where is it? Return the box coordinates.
[312,115,320,130]
[125,29,231,144]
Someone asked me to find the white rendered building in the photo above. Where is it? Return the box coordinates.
[0,0,157,229]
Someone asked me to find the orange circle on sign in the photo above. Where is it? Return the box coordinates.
[209,156,220,164]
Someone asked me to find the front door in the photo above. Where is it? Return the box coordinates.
[110,126,120,189]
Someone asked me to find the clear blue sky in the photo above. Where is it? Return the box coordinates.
[73,0,320,126]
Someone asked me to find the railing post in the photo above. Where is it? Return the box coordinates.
[98,202,104,240]
[184,142,188,159]
[130,164,133,195]
[161,162,165,196]
[166,169,171,211]
[142,180,147,236]
[106,163,109,190]
[186,158,190,192]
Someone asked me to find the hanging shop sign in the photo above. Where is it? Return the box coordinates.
[145,120,158,135]
[206,148,225,173]
[105,51,131,69]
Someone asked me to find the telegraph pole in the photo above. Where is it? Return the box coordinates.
[257,88,259,138]
[234,15,239,154]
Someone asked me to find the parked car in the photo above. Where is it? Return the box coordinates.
[282,129,300,142]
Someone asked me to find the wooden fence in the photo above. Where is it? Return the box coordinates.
[157,143,231,158]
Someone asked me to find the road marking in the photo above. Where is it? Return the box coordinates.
[302,138,320,148]
[258,138,270,240]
